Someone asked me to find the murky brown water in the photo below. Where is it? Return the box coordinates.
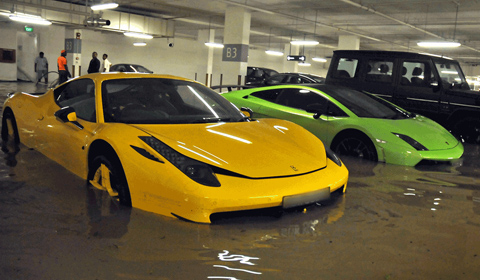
[1,82,479,279]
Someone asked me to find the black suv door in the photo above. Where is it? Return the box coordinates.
[393,59,441,120]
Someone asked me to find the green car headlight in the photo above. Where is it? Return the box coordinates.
[393,133,428,151]
[326,146,342,167]
[139,136,221,187]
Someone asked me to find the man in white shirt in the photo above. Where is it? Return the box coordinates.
[34,52,49,83]
[101,53,112,72]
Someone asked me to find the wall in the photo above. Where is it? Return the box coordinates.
[38,25,67,82]
[0,20,331,84]
[77,29,210,81]
[0,24,19,81]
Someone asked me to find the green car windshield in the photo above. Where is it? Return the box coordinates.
[101,78,246,124]
[316,85,412,119]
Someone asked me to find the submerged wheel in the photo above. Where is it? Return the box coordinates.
[1,110,20,145]
[453,119,480,144]
[88,154,132,207]
[331,133,378,162]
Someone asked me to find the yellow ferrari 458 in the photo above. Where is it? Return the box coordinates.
[1,73,348,223]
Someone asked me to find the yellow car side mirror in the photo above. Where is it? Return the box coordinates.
[240,107,253,119]
[54,107,84,129]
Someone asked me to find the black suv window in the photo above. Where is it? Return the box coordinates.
[333,58,358,79]
[54,79,96,122]
[366,60,393,83]
[401,61,434,87]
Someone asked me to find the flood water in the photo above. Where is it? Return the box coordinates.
[1,82,479,279]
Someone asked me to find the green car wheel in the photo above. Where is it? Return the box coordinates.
[331,133,377,161]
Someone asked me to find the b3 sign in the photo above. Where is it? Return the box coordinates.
[222,44,248,62]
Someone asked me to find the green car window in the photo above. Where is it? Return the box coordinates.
[251,89,281,102]
[318,86,410,119]
[275,88,327,110]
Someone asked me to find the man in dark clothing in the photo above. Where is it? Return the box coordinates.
[87,52,100,74]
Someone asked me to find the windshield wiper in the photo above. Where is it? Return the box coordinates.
[192,117,233,123]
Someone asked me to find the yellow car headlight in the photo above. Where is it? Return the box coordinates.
[139,136,221,187]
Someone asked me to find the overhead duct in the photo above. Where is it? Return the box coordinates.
[84,13,110,27]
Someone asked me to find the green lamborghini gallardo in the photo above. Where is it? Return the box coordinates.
[222,84,463,166]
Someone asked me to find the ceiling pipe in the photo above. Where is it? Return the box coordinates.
[338,0,480,53]
[2,0,90,16]
[339,0,445,40]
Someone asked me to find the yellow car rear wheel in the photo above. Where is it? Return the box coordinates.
[88,154,132,207]
[1,110,20,145]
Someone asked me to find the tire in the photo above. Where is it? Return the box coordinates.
[88,154,132,207]
[1,110,20,145]
[453,119,480,144]
[331,133,378,162]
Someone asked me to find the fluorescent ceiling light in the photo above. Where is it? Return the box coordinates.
[91,3,119,10]
[290,40,319,46]
[204,42,224,48]
[124,32,153,39]
[265,50,284,56]
[299,62,311,66]
[312,57,327,62]
[441,70,459,75]
[9,14,52,25]
[417,41,461,48]
[133,42,147,46]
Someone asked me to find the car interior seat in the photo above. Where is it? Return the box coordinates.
[379,64,389,74]
[411,67,424,85]
[336,70,351,78]
[401,67,411,85]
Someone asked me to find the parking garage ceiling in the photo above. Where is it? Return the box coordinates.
[3,0,480,63]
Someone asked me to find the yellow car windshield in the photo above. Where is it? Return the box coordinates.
[101,78,246,124]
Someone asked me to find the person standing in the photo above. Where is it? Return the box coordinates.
[87,52,100,74]
[101,53,112,72]
[57,50,71,85]
[34,52,49,83]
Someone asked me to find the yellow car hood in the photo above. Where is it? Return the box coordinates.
[133,119,327,178]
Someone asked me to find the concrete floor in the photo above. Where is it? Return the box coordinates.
[0,81,479,279]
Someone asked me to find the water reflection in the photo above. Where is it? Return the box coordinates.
[85,186,131,238]
[209,250,262,279]
[1,141,19,168]
[1,82,479,279]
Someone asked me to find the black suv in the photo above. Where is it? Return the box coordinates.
[325,50,480,143]
[245,67,278,84]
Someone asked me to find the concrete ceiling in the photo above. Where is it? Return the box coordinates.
[4,0,480,63]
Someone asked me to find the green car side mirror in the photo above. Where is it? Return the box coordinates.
[306,103,326,119]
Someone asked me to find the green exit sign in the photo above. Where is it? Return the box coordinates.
[24,26,34,32]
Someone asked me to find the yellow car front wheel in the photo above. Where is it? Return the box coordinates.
[88,154,132,207]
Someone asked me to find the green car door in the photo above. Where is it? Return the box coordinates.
[227,86,348,147]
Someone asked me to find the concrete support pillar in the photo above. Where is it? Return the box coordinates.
[338,35,360,50]
[65,29,82,77]
[222,6,251,85]
[198,29,215,86]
